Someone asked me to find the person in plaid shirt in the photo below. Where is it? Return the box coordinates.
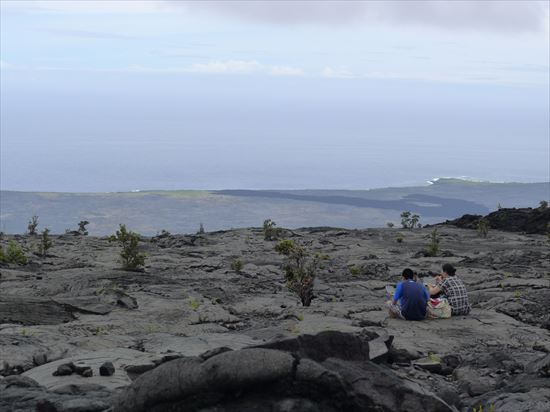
[428,263,471,316]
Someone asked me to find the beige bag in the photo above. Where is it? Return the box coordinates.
[427,298,452,319]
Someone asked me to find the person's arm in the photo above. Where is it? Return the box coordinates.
[428,284,441,296]
[393,282,403,304]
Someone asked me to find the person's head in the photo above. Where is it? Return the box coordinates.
[402,268,414,280]
[442,263,456,277]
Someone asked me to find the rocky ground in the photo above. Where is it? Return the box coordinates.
[1,223,549,411]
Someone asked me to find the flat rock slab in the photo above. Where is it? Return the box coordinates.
[0,296,76,325]
[23,348,162,391]
[386,309,550,356]
[142,332,261,356]
[53,296,114,315]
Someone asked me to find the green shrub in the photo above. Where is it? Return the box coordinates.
[477,218,489,238]
[27,216,39,235]
[349,266,361,277]
[263,219,282,241]
[231,259,243,273]
[189,298,200,311]
[38,228,53,257]
[427,229,440,257]
[275,239,323,306]
[78,220,89,235]
[539,200,548,210]
[386,222,394,228]
[108,224,146,270]
[400,211,420,229]
[396,234,404,243]
[0,241,28,265]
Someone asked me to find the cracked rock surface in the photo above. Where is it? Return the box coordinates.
[1,225,549,411]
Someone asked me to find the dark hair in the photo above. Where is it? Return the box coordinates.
[442,263,456,276]
[402,268,414,279]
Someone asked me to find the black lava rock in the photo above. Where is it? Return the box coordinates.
[52,363,75,376]
[99,362,115,376]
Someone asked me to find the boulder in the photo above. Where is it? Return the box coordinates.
[53,363,75,376]
[114,331,452,412]
[99,362,115,377]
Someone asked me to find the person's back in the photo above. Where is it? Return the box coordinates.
[395,280,429,320]
[439,275,470,315]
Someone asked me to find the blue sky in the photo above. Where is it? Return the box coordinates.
[1,1,549,191]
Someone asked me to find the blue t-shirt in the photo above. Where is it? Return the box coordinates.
[393,280,429,320]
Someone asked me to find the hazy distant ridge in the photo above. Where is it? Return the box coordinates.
[1,179,548,236]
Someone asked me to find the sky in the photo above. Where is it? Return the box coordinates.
[1,0,549,192]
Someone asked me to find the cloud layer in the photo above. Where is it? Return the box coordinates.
[4,1,548,32]
[184,0,548,33]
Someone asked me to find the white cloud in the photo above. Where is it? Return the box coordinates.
[4,1,547,33]
[268,66,305,76]
[187,60,263,74]
[187,60,305,76]
[321,66,355,79]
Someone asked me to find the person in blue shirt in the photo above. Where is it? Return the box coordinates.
[386,268,429,320]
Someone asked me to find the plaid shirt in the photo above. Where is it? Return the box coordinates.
[438,276,471,315]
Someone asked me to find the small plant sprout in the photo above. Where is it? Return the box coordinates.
[0,241,28,265]
[38,228,53,257]
[349,266,361,277]
[230,259,243,273]
[108,224,146,271]
[189,298,200,311]
[275,239,322,307]
[473,405,494,412]
[427,353,441,363]
[146,324,158,333]
[92,326,105,336]
[263,219,282,241]
[427,229,440,257]
[477,218,489,238]
[27,215,39,235]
